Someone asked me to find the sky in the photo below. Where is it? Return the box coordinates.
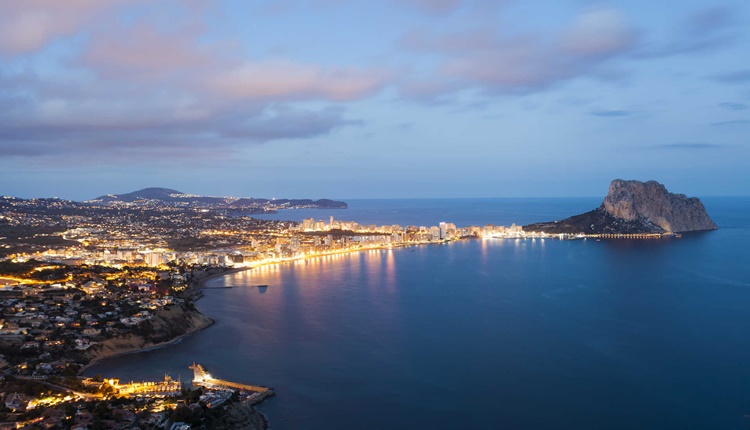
[1,0,748,200]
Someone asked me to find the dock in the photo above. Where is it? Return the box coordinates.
[189,363,273,402]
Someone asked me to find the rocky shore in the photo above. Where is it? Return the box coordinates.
[208,399,270,430]
[78,267,272,429]
[81,304,214,372]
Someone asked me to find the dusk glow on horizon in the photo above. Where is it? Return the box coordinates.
[1,0,748,200]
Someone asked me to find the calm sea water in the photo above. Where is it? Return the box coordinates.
[88,198,750,429]
[251,197,601,227]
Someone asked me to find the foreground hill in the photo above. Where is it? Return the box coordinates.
[90,187,348,209]
[524,179,717,234]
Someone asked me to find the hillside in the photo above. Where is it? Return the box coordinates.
[89,187,348,209]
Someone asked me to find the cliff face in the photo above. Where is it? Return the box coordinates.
[208,400,269,430]
[524,179,717,234]
[602,180,717,233]
[84,305,214,366]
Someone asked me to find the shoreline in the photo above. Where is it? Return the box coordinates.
[77,240,465,426]
[78,317,214,374]
[208,238,470,275]
[79,312,215,374]
[195,267,253,290]
[77,240,453,373]
[76,266,276,375]
[79,237,482,376]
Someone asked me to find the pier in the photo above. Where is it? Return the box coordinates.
[589,233,667,239]
[189,363,272,398]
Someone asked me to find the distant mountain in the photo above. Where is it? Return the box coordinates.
[524,179,717,234]
[93,187,188,203]
[89,187,348,209]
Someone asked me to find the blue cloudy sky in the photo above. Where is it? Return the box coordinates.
[1,0,748,200]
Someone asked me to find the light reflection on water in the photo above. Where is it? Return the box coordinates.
[85,198,750,430]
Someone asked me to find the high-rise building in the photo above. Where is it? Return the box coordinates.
[302,218,315,231]
[290,236,301,252]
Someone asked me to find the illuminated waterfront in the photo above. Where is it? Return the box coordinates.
[86,198,750,429]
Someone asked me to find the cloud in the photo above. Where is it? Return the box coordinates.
[395,122,414,131]
[219,106,362,141]
[209,60,392,102]
[656,142,723,149]
[398,7,638,98]
[719,102,749,111]
[75,21,224,80]
[589,109,635,117]
[0,0,144,54]
[639,5,739,57]
[0,1,392,163]
[260,0,348,16]
[687,6,735,33]
[400,0,464,15]
[0,142,49,156]
[562,8,639,56]
[711,69,750,84]
[711,119,750,126]
[0,99,360,161]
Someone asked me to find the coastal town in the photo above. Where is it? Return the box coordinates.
[0,180,698,429]
[0,253,272,429]
[0,193,536,429]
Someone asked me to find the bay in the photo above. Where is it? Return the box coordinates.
[250,197,601,227]
[87,197,750,429]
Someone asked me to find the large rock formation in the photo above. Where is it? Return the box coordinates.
[524,179,717,234]
[601,180,716,233]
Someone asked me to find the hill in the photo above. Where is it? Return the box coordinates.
[89,188,348,209]
[93,188,187,203]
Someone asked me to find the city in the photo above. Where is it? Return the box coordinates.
[0,195,534,429]
[0,0,746,428]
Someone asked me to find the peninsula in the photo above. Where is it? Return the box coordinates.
[524,179,718,235]
[90,187,348,211]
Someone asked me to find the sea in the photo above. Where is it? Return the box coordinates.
[86,197,750,429]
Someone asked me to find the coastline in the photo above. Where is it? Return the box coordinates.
[79,267,253,374]
[80,239,460,375]
[79,310,215,374]
[194,266,253,290]
[77,240,465,427]
[78,316,215,374]
[0,276,23,285]
[211,238,469,274]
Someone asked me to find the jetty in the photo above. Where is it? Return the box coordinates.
[589,233,667,239]
[189,363,273,403]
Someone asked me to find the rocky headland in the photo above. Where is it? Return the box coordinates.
[524,179,718,234]
[82,304,214,371]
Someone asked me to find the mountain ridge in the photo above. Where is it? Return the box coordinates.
[89,187,348,209]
